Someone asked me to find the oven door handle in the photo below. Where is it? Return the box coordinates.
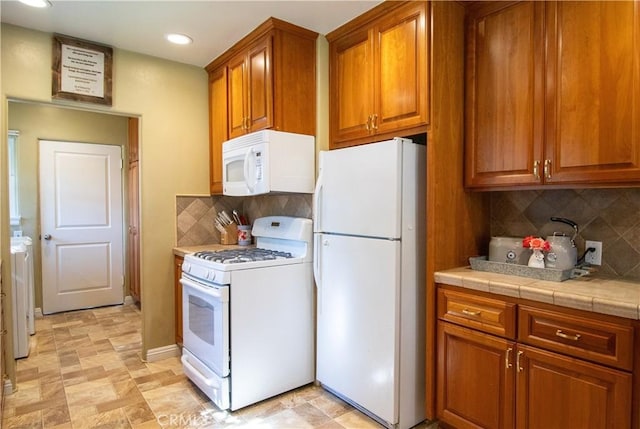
[180,276,228,302]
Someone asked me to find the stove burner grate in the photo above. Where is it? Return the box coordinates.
[193,248,294,264]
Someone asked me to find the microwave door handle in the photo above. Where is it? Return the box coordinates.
[243,148,258,193]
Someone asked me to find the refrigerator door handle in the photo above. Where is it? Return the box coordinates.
[313,234,322,313]
[313,164,323,231]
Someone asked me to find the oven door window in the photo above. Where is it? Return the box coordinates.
[181,277,230,377]
[188,294,216,344]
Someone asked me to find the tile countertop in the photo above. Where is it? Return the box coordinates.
[435,266,640,320]
[173,244,250,258]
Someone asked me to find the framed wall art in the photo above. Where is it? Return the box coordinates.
[52,34,113,105]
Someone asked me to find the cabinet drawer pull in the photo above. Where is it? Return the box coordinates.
[516,350,524,372]
[462,308,481,317]
[555,329,581,341]
[505,347,513,369]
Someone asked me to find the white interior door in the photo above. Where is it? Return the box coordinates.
[39,140,124,314]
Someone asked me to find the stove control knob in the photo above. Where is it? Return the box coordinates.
[207,270,216,281]
[182,262,191,273]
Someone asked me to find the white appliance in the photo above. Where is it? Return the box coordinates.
[222,130,315,196]
[313,138,426,429]
[180,216,315,411]
[12,236,35,335]
[11,237,34,359]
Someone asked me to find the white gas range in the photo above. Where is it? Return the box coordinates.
[180,216,314,411]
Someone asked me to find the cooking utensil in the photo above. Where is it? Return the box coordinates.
[550,217,578,240]
[546,217,578,269]
[232,210,242,225]
[221,210,234,225]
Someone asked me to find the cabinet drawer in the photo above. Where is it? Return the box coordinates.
[518,306,634,371]
[438,288,516,338]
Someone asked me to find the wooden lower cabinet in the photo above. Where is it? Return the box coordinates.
[437,322,515,429]
[174,255,184,346]
[517,345,631,429]
[437,287,633,429]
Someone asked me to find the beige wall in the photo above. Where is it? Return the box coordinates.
[1,24,209,382]
[8,102,129,309]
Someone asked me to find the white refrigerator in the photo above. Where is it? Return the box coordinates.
[313,138,426,429]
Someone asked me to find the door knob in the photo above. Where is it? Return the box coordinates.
[43,234,52,240]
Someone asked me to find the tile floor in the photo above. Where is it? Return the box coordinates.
[2,303,439,429]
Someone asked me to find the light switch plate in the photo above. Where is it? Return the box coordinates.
[585,240,602,266]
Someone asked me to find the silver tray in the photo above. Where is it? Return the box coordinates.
[469,256,576,282]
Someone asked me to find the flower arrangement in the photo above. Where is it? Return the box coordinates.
[522,236,550,252]
[523,236,550,268]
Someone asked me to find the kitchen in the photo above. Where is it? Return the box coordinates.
[1,1,640,428]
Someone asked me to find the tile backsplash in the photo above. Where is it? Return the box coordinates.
[490,189,640,279]
[176,194,312,247]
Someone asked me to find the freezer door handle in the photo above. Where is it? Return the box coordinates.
[313,159,324,230]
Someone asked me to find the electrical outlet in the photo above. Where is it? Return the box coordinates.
[585,240,603,266]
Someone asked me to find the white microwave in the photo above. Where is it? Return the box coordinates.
[222,130,315,196]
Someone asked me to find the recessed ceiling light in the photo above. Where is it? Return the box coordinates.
[19,0,52,7]
[166,33,193,45]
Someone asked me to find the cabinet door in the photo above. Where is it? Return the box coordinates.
[246,35,273,133]
[437,321,515,429]
[545,1,640,184]
[465,2,545,188]
[227,51,247,139]
[374,1,428,135]
[516,344,632,429]
[330,27,374,145]
[209,67,227,195]
[174,255,184,346]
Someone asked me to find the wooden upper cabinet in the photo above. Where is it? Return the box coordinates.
[545,1,640,184]
[206,18,317,194]
[328,1,429,149]
[465,1,544,188]
[209,67,227,194]
[227,36,273,138]
[331,29,374,144]
[465,1,640,189]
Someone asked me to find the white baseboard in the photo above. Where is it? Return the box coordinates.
[145,344,180,362]
[4,378,14,395]
[35,308,43,318]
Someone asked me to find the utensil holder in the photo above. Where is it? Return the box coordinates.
[220,224,238,245]
[237,225,252,246]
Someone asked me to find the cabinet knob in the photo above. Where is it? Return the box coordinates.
[533,160,541,180]
[365,115,371,131]
[371,113,378,130]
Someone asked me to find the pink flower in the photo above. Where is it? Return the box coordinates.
[523,236,550,252]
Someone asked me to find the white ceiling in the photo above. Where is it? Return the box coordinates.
[0,0,383,68]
